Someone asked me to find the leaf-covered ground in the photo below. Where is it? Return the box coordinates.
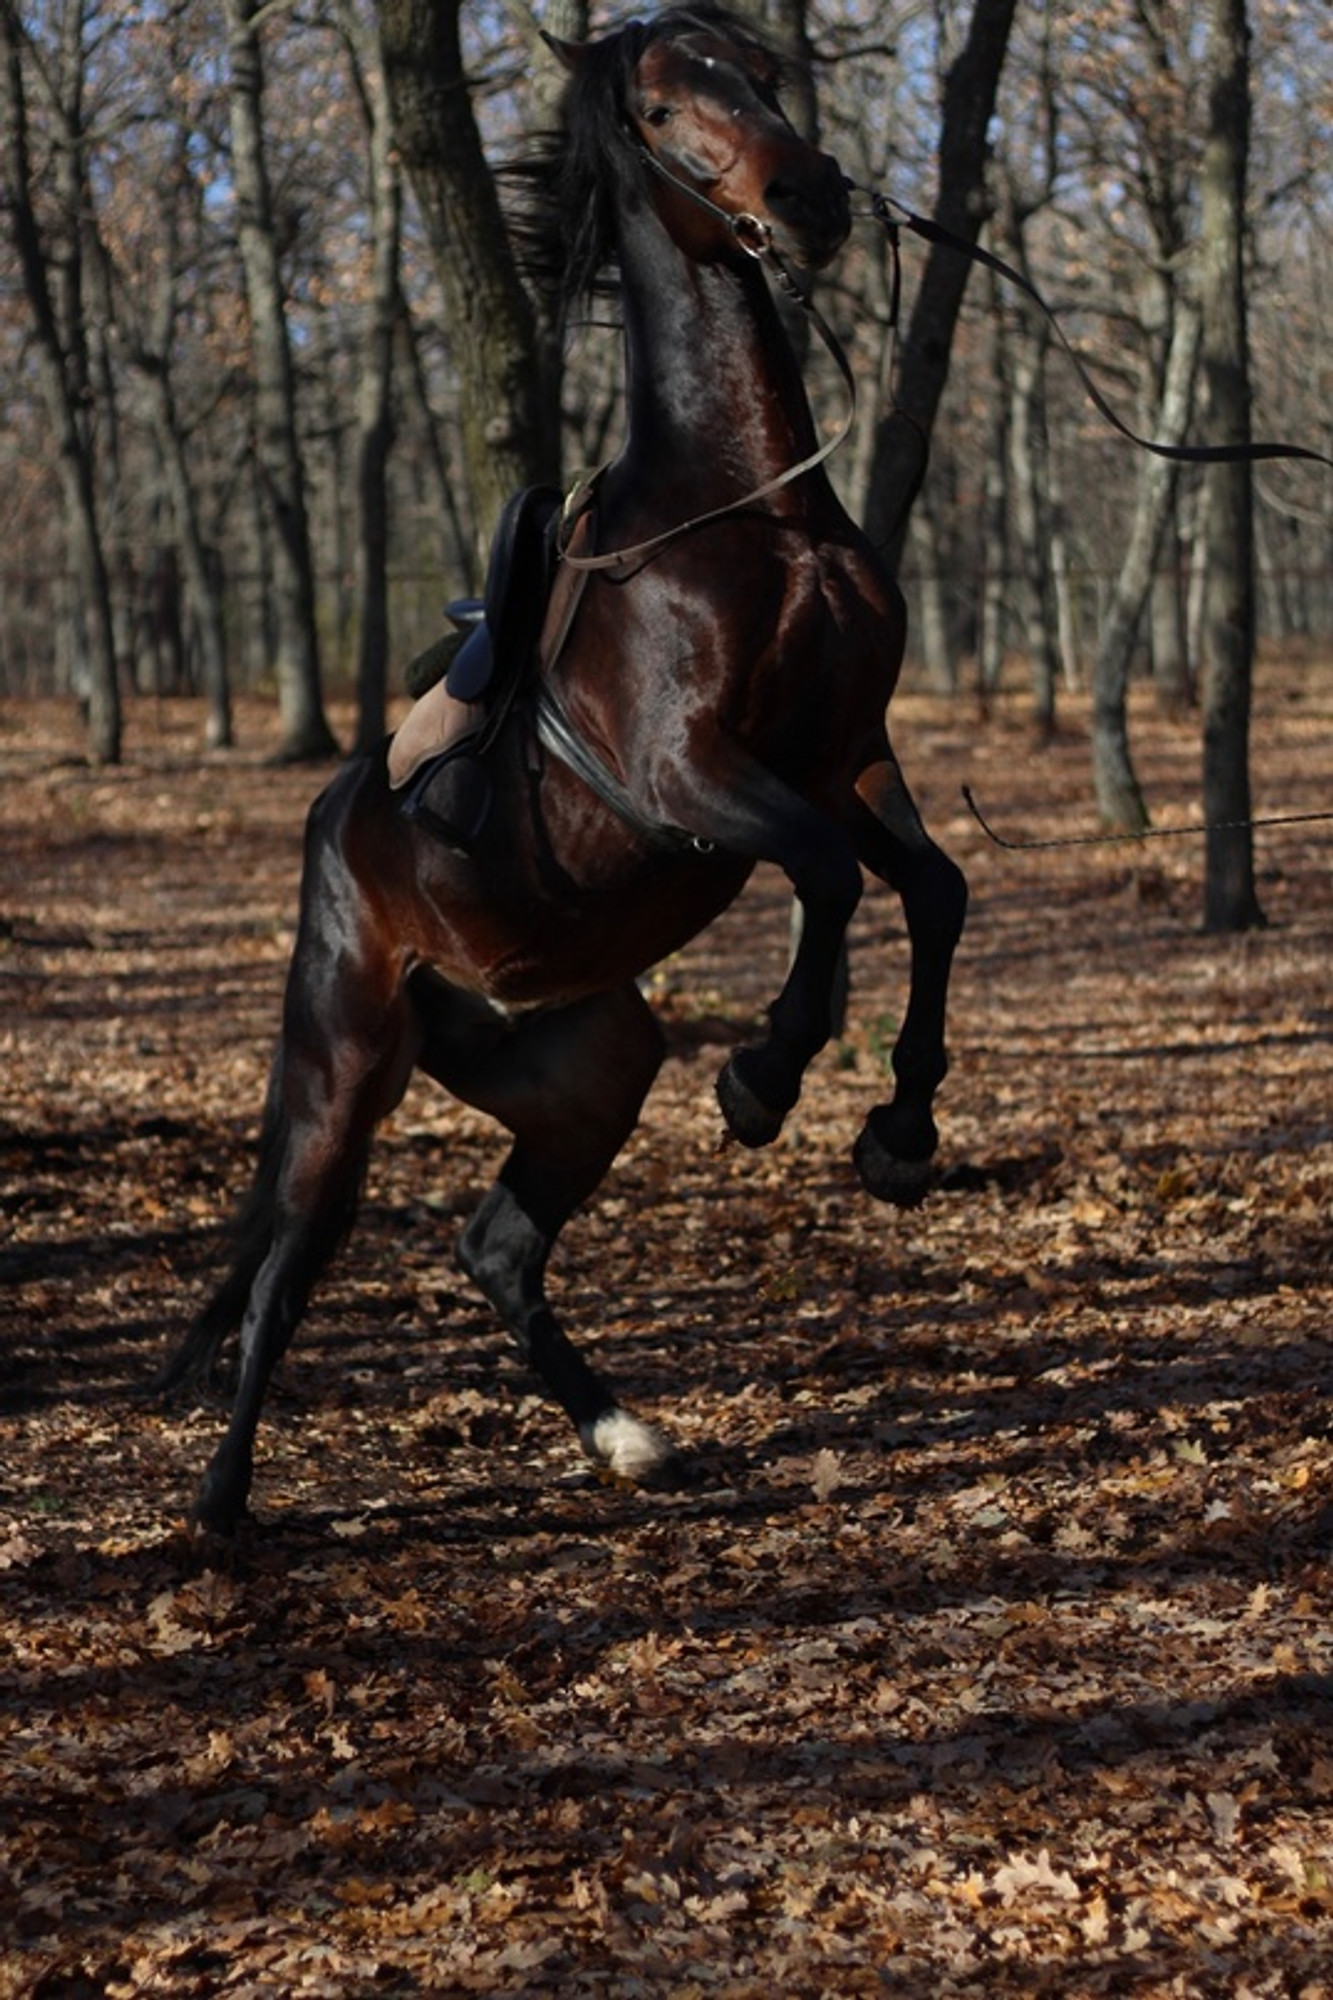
[2,661,1331,1998]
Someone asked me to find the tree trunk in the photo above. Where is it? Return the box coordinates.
[1048,470,1080,690]
[991,173,1059,735]
[0,0,120,762]
[378,0,557,564]
[1199,0,1263,931]
[978,278,1010,701]
[224,0,339,762]
[126,115,234,749]
[910,493,957,693]
[337,7,403,756]
[1090,297,1200,829]
[1008,314,1058,737]
[141,364,234,749]
[862,0,1020,572]
[1151,543,1192,713]
[398,312,474,590]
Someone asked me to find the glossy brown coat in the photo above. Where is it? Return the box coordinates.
[162,7,966,1533]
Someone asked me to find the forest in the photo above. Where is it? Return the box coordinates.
[2,2,1329,772]
[2,2,1332,1994]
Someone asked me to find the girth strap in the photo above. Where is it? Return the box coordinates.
[532,681,700,854]
[533,500,705,855]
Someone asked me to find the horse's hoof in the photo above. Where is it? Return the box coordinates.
[583,1410,680,1488]
[716,1052,786,1148]
[188,1471,249,1544]
[188,1505,244,1546]
[180,1516,245,1571]
[854,1120,933,1208]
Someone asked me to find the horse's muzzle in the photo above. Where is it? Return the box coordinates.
[763,153,852,267]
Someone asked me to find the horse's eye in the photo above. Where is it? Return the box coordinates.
[644,104,674,127]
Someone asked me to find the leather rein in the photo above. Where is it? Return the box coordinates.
[558,148,1332,586]
[863,186,1333,477]
[555,145,867,577]
[536,144,1331,855]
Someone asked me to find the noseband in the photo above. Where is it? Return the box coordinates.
[557,142,861,576]
[574,73,1332,587]
[637,138,777,260]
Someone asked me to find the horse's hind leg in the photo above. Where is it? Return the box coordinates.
[851,757,967,1206]
[418,981,675,1482]
[157,1056,288,1399]
[188,986,417,1536]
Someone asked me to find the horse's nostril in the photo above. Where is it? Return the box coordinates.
[764,158,851,243]
[765,178,810,219]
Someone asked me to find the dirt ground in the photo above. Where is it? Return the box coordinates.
[2,658,1331,1997]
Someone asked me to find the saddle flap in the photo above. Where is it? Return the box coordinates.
[485,484,563,660]
[388,483,564,804]
[445,625,494,703]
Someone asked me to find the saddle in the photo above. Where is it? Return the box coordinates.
[389,484,565,847]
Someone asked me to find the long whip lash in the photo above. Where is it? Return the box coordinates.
[852,182,1332,858]
[962,787,1333,852]
[857,186,1333,474]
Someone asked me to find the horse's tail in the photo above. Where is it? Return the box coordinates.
[154,1055,290,1400]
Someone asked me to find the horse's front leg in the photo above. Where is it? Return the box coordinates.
[849,756,967,1206]
[654,754,863,1146]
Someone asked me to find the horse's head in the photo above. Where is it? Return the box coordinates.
[628,17,850,270]
[545,8,850,279]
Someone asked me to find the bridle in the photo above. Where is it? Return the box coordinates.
[538,91,1333,853]
[557,123,1332,580]
[555,139,864,576]
[540,42,1333,858]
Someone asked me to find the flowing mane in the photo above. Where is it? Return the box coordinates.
[163,4,965,1540]
[507,5,799,314]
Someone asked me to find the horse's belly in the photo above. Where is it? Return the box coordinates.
[420,843,753,1010]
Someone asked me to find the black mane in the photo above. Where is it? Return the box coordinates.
[506,6,798,316]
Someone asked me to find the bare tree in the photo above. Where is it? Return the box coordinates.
[378,0,557,570]
[0,0,120,761]
[335,4,403,755]
[116,100,234,752]
[862,0,1020,572]
[224,0,339,762]
[1199,0,1263,931]
[1090,296,1201,828]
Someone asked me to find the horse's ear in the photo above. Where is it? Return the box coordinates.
[541,30,588,72]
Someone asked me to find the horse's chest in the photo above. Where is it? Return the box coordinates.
[752,550,901,730]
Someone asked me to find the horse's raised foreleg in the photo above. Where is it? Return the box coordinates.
[850,757,967,1206]
[655,755,863,1147]
[418,981,677,1483]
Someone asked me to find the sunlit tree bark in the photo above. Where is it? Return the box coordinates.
[1090,298,1201,829]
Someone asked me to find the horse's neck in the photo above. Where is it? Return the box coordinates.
[617,229,819,496]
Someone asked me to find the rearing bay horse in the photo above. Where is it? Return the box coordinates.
[161,6,967,1534]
